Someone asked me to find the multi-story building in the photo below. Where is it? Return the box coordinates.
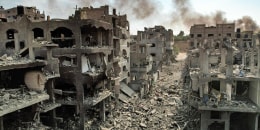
[0,20,60,129]
[0,5,132,130]
[190,23,235,49]
[130,26,174,97]
[188,23,260,130]
[0,6,45,22]
[72,5,135,103]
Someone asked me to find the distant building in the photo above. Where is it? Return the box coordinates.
[0,6,45,22]
[187,23,260,130]
[130,26,174,97]
[0,5,132,130]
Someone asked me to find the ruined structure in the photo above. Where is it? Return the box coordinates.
[0,6,45,22]
[0,5,133,129]
[130,26,174,98]
[188,23,260,130]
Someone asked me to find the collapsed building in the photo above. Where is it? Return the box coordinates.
[0,5,133,129]
[130,26,174,98]
[188,23,260,130]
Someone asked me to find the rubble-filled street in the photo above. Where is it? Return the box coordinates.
[100,53,200,130]
[1,1,260,129]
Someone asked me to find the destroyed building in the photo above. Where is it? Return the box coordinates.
[0,5,45,22]
[130,26,174,98]
[0,5,134,129]
[188,23,260,130]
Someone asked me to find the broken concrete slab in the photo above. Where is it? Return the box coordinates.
[120,82,136,97]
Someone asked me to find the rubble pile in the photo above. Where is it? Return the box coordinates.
[101,58,200,130]
[0,88,48,111]
[0,54,44,67]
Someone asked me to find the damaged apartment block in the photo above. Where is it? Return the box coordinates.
[188,23,260,130]
[0,5,133,129]
[130,26,174,98]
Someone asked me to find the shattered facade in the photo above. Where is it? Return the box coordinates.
[188,23,260,130]
[130,26,174,98]
[0,6,45,22]
[0,5,134,129]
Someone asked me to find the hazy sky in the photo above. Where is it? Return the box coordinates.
[1,0,259,35]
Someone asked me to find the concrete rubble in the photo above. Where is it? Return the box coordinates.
[3,3,260,130]
[188,23,260,129]
[100,59,200,130]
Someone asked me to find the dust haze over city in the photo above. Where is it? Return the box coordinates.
[2,0,260,34]
[0,0,260,130]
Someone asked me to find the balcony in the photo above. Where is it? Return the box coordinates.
[188,94,258,113]
[0,59,47,71]
[53,47,113,56]
[57,90,111,107]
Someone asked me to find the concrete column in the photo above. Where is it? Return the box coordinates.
[108,30,113,47]
[232,81,237,96]
[194,39,197,48]
[203,83,209,97]
[114,79,120,107]
[46,79,55,103]
[74,73,85,130]
[220,80,226,93]
[250,49,255,73]
[0,116,3,130]
[219,41,222,51]
[255,114,259,130]
[14,33,19,52]
[106,80,112,116]
[202,50,209,73]
[97,30,103,46]
[46,31,51,42]
[247,113,258,130]
[258,45,260,77]
[226,47,233,101]
[221,48,227,68]
[28,31,35,60]
[226,81,232,101]
[191,77,198,91]
[222,112,230,130]
[199,83,203,98]
[210,39,214,48]
[200,111,209,130]
[200,48,209,96]
[74,27,81,49]
[99,100,106,121]
[242,49,245,66]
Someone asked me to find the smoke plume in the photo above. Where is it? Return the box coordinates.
[236,16,259,32]
[171,0,258,32]
[171,0,224,26]
[21,0,259,33]
[73,0,157,19]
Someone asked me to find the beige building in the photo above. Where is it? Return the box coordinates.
[190,23,235,49]
[0,5,131,130]
[188,23,260,130]
[130,26,174,97]
[0,6,45,22]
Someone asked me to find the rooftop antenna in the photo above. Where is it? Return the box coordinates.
[74,5,78,11]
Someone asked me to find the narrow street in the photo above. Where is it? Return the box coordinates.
[101,53,199,130]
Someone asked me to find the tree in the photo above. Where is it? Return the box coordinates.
[177,31,184,37]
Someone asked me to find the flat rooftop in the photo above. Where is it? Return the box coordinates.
[0,89,49,116]
[0,59,47,71]
[189,96,258,113]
